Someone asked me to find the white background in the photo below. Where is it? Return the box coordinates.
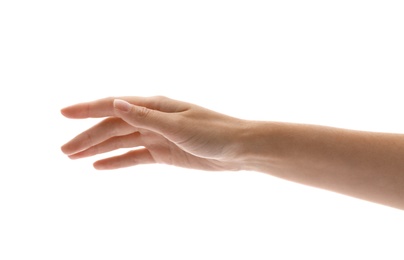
[1,1,403,259]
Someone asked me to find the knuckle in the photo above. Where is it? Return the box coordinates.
[153,95,168,100]
[106,96,117,103]
[136,106,150,118]
[150,95,169,106]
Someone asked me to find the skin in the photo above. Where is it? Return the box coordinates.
[61,96,404,210]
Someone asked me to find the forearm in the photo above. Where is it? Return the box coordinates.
[238,121,404,210]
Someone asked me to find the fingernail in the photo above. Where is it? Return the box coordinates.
[114,99,132,113]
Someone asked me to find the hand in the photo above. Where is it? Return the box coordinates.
[60,96,404,209]
[61,96,246,171]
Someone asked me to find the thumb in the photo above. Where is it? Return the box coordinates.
[113,99,174,134]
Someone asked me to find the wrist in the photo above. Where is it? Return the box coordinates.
[234,120,283,173]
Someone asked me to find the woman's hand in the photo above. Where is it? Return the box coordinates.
[61,96,246,171]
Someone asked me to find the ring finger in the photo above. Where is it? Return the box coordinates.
[68,132,143,159]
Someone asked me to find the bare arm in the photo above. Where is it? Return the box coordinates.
[238,122,404,210]
[61,96,404,210]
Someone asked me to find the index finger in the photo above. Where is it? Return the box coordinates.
[61,96,190,119]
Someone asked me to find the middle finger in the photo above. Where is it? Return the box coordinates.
[61,117,137,155]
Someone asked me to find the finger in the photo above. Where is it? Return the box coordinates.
[68,132,143,159]
[61,96,190,119]
[61,117,137,155]
[113,99,180,137]
[93,148,155,170]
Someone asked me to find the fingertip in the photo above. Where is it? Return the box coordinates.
[60,144,69,155]
[60,105,78,118]
[60,107,69,117]
[59,103,90,118]
[67,153,79,160]
[61,143,76,156]
[93,161,107,170]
